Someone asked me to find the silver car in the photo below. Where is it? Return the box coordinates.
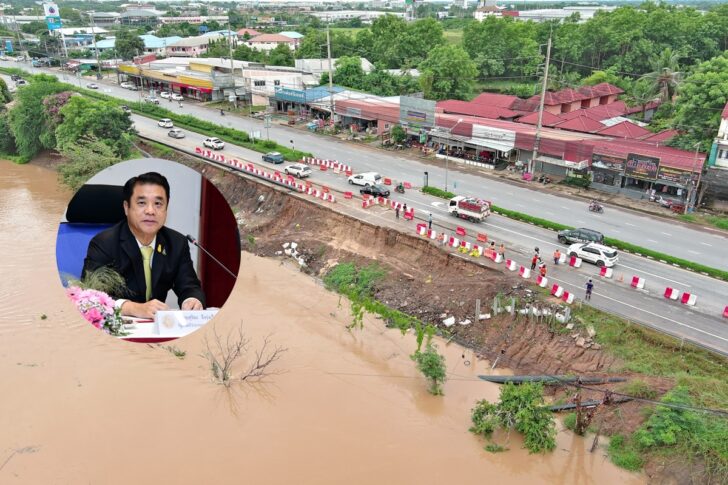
[568,243,619,267]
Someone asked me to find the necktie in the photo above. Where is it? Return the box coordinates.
[140,246,153,301]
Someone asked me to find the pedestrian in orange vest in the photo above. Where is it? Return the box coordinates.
[540,264,547,278]
[553,249,561,265]
[531,254,539,270]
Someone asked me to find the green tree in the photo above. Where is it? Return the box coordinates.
[233,43,263,62]
[332,56,365,89]
[202,40,231,58]
[390,124,407,144]
[627,79,658,119]
[470,382,557,454]
[419,44,477,100]
[641,47,683,102]
[0,78,11,104]
[7,76,66,160]
[58,136,121,191]
[412,343,447,395]
[671,52,728,150]
[268,44,294,67]
[55,97,133,157]
[115,29,145,61]
[0,108,17,155]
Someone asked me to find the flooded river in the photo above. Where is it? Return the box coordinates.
[0,160,643,484]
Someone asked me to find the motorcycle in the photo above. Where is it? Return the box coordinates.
[395,184,405,194]
[220,109,225,116]
[589,203,604,214]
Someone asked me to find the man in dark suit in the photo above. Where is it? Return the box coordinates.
[82,172,205,318]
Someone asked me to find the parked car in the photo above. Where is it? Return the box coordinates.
[348,172,382,187]
[171,93,184,101]
[568,243,618,267]
[120,105,131,113]
[557,227,604,245]
[10,75,21,81]
[284,163,312,178]
[360,184,390,198]
[15,79,27,86]
[157,118,173,128]
[144,96,160,104]
[86,83,98,89]
[167,128,185,139]
[159,91,171,99]
[120,81,135,89]
[262,152,285,164]
[204,137,225,150]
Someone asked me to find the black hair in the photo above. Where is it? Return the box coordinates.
[122,172,170,204]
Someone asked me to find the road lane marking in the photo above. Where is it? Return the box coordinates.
[647,239,658,243]
[688,250,700,255]
[550,277,727,344]
[617,264,691,287]
[700,242,712,247]
[624,222,635,226]
[661,232,672,236]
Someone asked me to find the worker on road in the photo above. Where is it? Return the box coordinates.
[553,249,561,265]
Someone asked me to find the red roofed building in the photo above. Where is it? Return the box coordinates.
[527,83,623,115]
[436,99,518,121]
[597,121,652,139]
[640,129,678,145]
[237,28,261,39]
[471,93,519,108]
[554,116,605,133]
[516,111,563,127]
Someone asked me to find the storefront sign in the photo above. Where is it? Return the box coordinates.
[626,153,660,180]
[400,96,435,129]
[591,154,625,172]
[274,87,306,102]
[346,107,361,117]
[657,166,694,185]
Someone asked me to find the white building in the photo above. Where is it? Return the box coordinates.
[714,103,728,170]
[310,10,405,23]
[295,58,374,81]
[246,33,299,52]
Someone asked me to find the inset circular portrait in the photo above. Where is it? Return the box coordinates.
[55,158,240,343]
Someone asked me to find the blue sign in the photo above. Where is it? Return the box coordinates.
[46,16,63,30]
[5,40,13,53]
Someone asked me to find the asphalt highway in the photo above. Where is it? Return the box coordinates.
[128,114,728,356]
[4,64,727,354]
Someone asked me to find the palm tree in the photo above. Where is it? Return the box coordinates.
[629,80,659,119]
[641,48,683,102]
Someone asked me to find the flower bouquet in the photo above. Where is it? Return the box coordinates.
[66,286,128,336]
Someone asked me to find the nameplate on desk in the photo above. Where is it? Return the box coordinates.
[155,310,218,336]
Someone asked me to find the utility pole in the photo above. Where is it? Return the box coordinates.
[227,17,236,107]
[685,142,702,214]
[89,12,101,79]
[530,36,552,176]
[326,24,335,128]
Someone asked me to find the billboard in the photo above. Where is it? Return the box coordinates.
[592,154,626,172]
[4,40,13,54]
[44,2,63,31]
[625,153,660,180]
[400,96,436,130]
[657,166,695,185]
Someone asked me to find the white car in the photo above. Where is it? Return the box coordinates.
[171,93,184,101]
[284,163,312,178]
[167,128,185,139]
[203,137,225,150]
[159,91,171,99]
[347,172,383,187]
[568,243,619,268]
[120,81,134,89]
[86,83,99,89]
[158,118,173,128]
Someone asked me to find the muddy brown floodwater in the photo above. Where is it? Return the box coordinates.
[0,160,644,484]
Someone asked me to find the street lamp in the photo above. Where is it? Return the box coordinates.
[445,118,464,192]
[424,171,429,188]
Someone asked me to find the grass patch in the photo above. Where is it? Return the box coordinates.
[618,380,658,400]
[608,435,644,471]
[707,215,728,230]
[563,412,577,432]
[422,186,456,199]
[443,29,463,45]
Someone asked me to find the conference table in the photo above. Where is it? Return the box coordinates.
[120,309,218,343]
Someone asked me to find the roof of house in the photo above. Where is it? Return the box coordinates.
[168,35,215,47]
[596,120,652,139]
[120,9,161,18]
[640,129,679,144]
[249,33,296,43]
[140,35,182,48]
[577,82,624,98]
[279,31,304,39]
[237,28,261,36]
[554,115,605,133]
[471,92,520,109]
[586,139,705,171]
[558,100,630,122]
[516,111,563,127]
[437,100,519,120]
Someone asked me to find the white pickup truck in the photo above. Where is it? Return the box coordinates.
[448,196,491,223]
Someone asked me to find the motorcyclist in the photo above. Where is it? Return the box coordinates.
[589,199,602,211]
[396,182,404,193]
[220,109,225,116]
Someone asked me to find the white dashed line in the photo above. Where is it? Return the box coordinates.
[661,232,672,236]
[688,250,701,255]
[700,242,712,247]
[624,222,635,227]
[647,239,658,243]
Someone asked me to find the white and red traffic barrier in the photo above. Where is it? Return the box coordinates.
[519,266,531,279]
[723,306,728,318]
[631,276,645,289]
[456,226,467,237]
[505,259,517,271]
[537,275,548,288]
[417,223,427,236]
[493,253,503,263]
[428,229,438,240]
[681,292,697,306]
[599,267,613,278]
[562,291,575,304]
[569,256,582,268]
[448,236,460,248]
[460,241,472,251]
[362,198,375,209]
[472,245,484,257]
[558,252,567,264]
[664,287,680,300]
[551,284,564,298]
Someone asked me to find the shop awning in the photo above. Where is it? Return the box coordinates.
[467,137,514,153]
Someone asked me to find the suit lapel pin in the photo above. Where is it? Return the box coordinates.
[157,243,166,255]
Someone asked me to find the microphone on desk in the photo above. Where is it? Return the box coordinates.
[186,234,238,279]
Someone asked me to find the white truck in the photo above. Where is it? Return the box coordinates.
[448,196,491,223]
